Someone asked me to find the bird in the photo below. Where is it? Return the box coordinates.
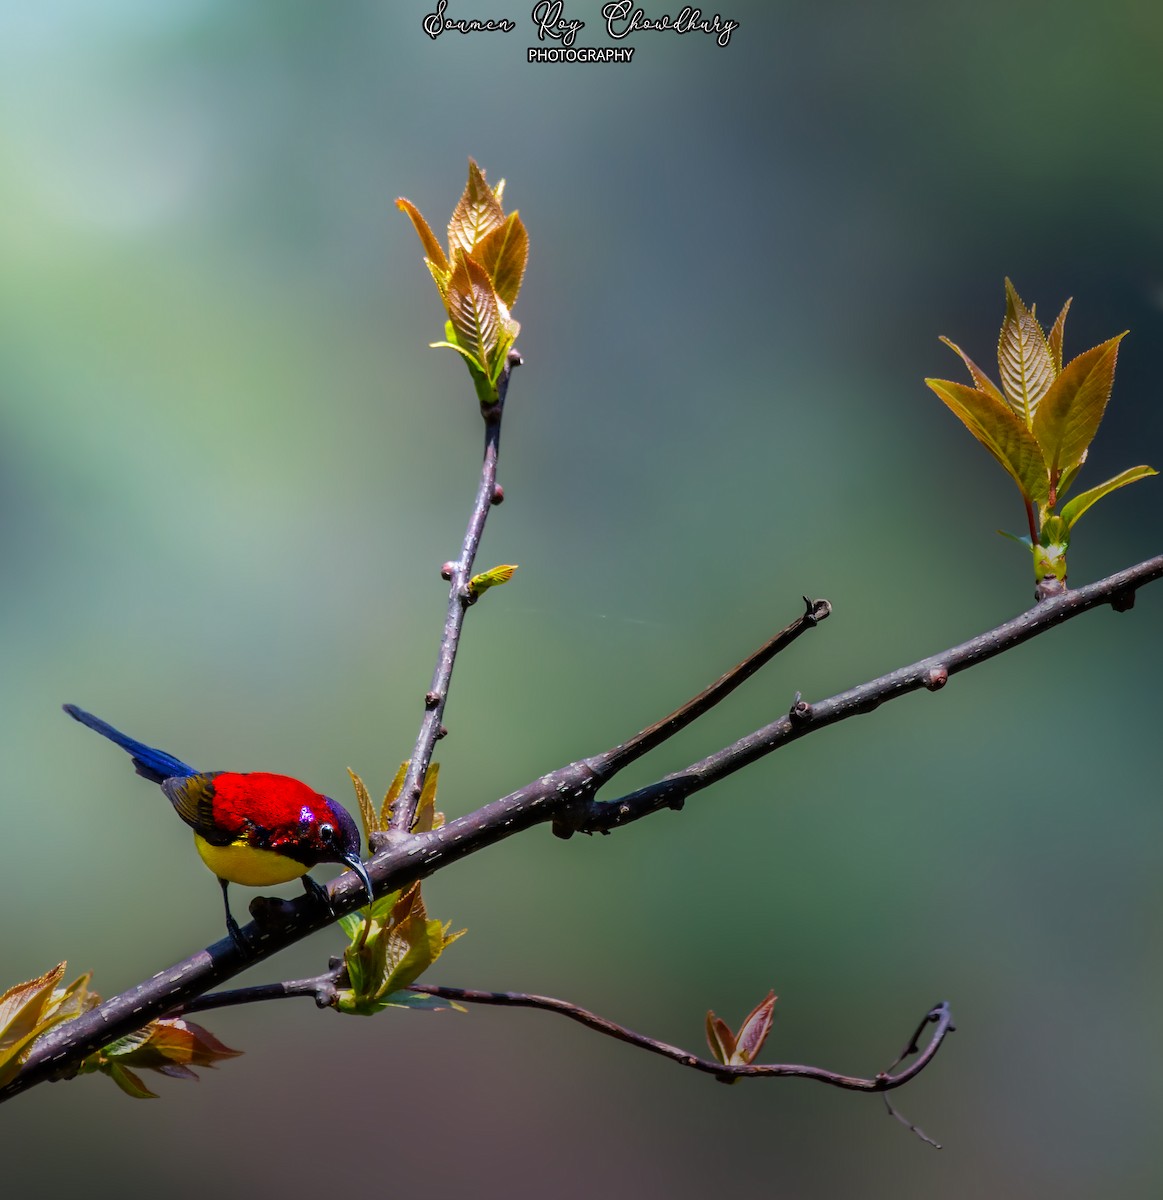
[63,703,374,952]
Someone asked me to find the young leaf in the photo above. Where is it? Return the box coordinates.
[1059,465,1157,529]
[424,256,450,305]
[474,212,529,309]
[1039,515,1070,548]
[379,761,409,828]
[448,160,506,259]
[1046,297,1072,372]
[467,563,518,600]
[0,963,66,1057]
[107,1063,158,1100]
[939,337,1006,404]
[446,254,501,378]
[396,197,449,276]
[1031,334,1126,480]
[705,1011,736,1065]
[997,529,1033,548]
[1055,450,1087,503]
[0,964,90,1086]
[379,992,468,1013]
[732,990,777,1065]
[997,279,1055,425]
[348,768,377,843]
[413,763,442,834]
[925,378,1049,505]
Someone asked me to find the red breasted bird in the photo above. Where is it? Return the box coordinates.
[63,704,373,952]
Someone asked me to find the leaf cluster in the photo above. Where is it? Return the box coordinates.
[0,964,95,1088]
[925,280,1154,580]
[336,884,465,1017]
[398,160,528,405]
[0,962,239,1099]
[349,761,443,840]
[338,763,463,1014]
[81,1017,241,1099]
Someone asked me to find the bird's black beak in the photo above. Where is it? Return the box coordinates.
[342,853,375,909]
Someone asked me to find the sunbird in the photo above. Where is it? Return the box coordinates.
[63,704,374,951]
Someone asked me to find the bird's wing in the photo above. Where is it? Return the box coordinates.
[161,773,233,845]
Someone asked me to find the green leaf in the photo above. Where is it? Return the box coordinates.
[473,212,528,309]
[379,915,448,997]
[1059,464,1157,529]
[396,197,449,276]
[338,912,365,941]
[1039,515,1070,548]
[106,1063,158,1100]
[939,337,1005,404]
[997,279,1056,425]
[379,991,468,1013]
[447,160,505,259]
[1046,297,1072,372]
[445,254,501,378]
[1032,334,1126,480]
[429,339,487,376]
[467,564,518,600]
[925,378,1049,505]
[1055,452,1087,503]
[997,529,1032,547]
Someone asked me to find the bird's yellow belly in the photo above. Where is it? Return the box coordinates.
[194,834,310,887]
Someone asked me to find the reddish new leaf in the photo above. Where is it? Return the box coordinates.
[396,197,449,276]
[705,1011,736,1065]
[733,990,777,1065]
[446,253,501,374]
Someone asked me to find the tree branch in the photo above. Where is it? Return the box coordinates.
[388,351,520,835]
[4,553,1159,1102]
[562,552,1163,834]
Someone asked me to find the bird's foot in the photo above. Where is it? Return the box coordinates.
[302,874,336,918]
[225,913,254,955]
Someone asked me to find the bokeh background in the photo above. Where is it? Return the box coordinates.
[3,2,1162,1195]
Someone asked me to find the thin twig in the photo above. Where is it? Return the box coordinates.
[388,352,520,836]
[589,596,832,784]
[179,975,953,1096]
[179,976,336,1014]
[406,985,953,1092]
[4,554,1159,1102]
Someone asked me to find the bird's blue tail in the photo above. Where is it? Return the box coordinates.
[63,704,195,784]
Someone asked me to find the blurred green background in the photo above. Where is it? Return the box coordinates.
[3,1,1162,1195]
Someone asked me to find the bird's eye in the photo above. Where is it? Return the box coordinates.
[319,822,336,844]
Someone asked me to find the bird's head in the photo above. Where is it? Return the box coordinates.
[291,795,374,908]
